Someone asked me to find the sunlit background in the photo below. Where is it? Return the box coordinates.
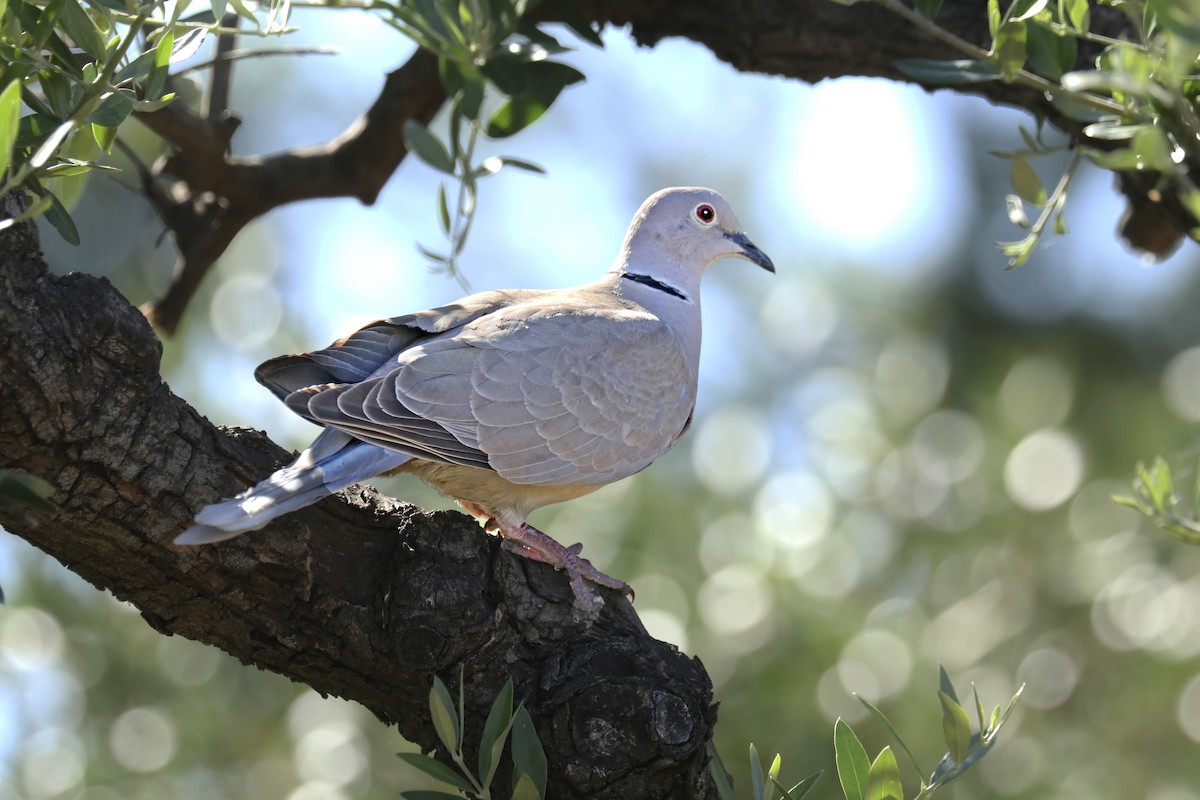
[5,8,1200,800]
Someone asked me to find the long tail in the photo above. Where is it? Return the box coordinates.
[175,429,410,545]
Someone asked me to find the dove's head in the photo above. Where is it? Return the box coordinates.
[619,187,775,284]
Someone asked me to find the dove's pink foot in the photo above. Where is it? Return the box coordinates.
[487,519,634,608]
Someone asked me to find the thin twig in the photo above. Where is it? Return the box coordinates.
[176,45,339,78]
[206,12,240,124]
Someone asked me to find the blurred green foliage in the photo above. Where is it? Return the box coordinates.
[872,0,1200,267]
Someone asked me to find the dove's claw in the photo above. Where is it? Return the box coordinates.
[498,522,634,607]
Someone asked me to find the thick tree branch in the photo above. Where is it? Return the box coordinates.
[0,211,719,800]
[136,47,446,335]
[579,0,1189,256]
[131,0,1182,335]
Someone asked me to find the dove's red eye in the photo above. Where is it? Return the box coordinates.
[694,204,716,224]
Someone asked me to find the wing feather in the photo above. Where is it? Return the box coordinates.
[267,295,695,488]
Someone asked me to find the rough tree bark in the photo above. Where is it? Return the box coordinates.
[0,1,1171,798]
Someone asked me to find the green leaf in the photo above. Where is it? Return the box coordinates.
[437,182,452,235]
[938,690,972,766]
[0,470,59,513]
[993,19,1028,78]
[417,243,451,264]
[479,679,514,788]
[43,158,115,178]
[91,123,117,154]
[145,28,175,101]
[987,0,1000,38]
[1010,0,1048,21]
[1082,120,1144,141]
[170,27,209,64]
[937,665,960,705]
[777,772,822,800]
[42,189,81,245]
[767,753,782,800]
[486,61,584,138]
[130,93,176,114]
[707,743,737,800]
[0,80,20,180]
[511,707,547,798]
[1011,158,1046,205]
[555,2,604,46]
[856,696,923,777]
[512,773,542,800]
[399,792,473,800]
[1146,0,1200,43]
[914,0,943,19]
[395,752,475,794]
[750,743,765,800]
[994,684,1025,737]
[1129,127,1174,172]
[429,676,461,756]
[58,0,107,60]
[225,0,259,25]
[403,120,456,174]
[999,233,1037,268]
[1062,0,1089,31]
[834,719,870,800]
[864,747,904,800]
[496,156,545,174]
[894,59,1000,84]
[38,70,76,120]
[1026,18,1076,79]
[1083,146,1142,171]
[114,49,160,85]
[84,90,135,128]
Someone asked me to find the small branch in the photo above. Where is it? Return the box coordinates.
[205,12,241,124]
[136,46,445,334]
[175,45,339,78]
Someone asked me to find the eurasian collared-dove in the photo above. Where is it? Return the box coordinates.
[177,187,774,609]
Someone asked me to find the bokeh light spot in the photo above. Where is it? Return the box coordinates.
[692,406,772,496]
[838,629,913,701]
[109,707,177,773]
[1092,565,1200,656]
[873,334,950,425]
[753,471,833,552]
[999,355,1074,433]
[0,608,64,671]
[1004,429,1085,511]
[909,409,985,484]
[210,273,283,351]
[759,276,839,359]
[1162,346,1200,422]
[979,735,1045,796]
[294,724,367,788]
[698,565,771,636]
[21,728,85,798]
[1177,672,1200,743]
[156,635,222,687]
[1016,646,1080,709]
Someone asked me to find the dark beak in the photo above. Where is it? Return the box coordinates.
[725,231,775,273]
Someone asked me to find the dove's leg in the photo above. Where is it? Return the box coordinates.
[455,502,633,607]
[500,522,634,607]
